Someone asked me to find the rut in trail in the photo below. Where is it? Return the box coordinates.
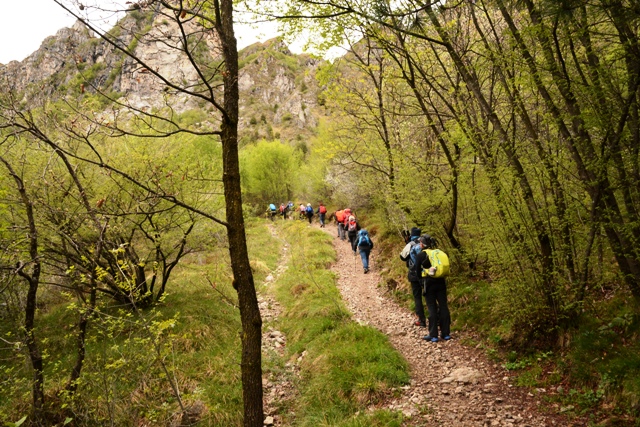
[260,224,298,427]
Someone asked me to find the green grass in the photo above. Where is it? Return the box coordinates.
[264,221,410,426]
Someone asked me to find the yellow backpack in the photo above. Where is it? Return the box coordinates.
[422,249,450,278]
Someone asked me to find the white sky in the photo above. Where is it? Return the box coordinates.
[0,0,283,64]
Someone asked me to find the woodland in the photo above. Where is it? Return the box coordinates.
[1,0,639,426]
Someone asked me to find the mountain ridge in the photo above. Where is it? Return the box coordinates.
[0,10,327,144]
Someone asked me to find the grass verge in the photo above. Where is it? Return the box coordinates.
[264,221,410,426]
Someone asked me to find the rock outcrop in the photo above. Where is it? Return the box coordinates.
[0,7,326,143]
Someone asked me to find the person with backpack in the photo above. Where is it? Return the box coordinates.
[299,203,306,220]
[356,229,374,273]
[341,208,353,241]
[413,235,451,342]
[346,215,360,254]
[279,203,288,220]
[305,203,314,224]
[334,209,346,240]
[317,202,327,228]
[267,203,278,221]
[400,227,426,327]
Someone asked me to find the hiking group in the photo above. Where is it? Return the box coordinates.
[267,203,452,342]
[400,227,451,342]
[266,202,328,227]
[332,208,374,274]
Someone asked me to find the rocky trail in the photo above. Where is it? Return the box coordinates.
[260,223,583,426]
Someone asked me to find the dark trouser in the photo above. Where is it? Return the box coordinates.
[307,213,313,223]
[424,280,450,338]
[319,213,326,227]
[338,223,346,240]
[348,232,358,252]
[410,278,426,323]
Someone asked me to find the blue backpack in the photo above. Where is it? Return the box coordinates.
[407,242,422,269]
[357,230,372,247]
[306,205,313,214]
[269,203,277,212]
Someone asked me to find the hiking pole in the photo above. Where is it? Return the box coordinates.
[354,248,357,273]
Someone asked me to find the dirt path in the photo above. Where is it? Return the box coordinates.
[322,225,576,427]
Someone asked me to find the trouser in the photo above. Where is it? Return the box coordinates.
[307,213,313,223]
[424,280,450,338]
[348,232,358,252]
[319,213,326,227]
[359,249,370,269]
[410,278,426,323]
[338,223,346,240]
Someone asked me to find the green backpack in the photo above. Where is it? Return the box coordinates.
[422,249,450,278]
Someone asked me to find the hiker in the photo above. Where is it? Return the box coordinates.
[400,227,426,327]
[357,229,374,273]
[317,202,327,228]
[279,203,288,220]
[334,209,346,240]
[299,203,306,220]
[305,203,314,224]
[267,203,278,221]
[287,201,295,218]
[414,235,451,342]
[341,208,353,241]
[346,215,361,254]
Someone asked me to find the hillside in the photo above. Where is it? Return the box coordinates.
[0,9,326,145]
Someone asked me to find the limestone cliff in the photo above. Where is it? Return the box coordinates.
[0,8,326,143]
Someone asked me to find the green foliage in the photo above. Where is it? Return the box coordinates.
[67,63,105,95]
[240,140,301,205]
[104,60,123,88]
[564,305,640,416]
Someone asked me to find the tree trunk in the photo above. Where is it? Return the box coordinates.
[0,157,45,419]
[217,0,264,425]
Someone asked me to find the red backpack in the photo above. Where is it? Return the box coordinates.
[319,205,327,214]
[348,219,358,232]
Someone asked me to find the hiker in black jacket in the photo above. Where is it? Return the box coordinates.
[346,215,360,254]
[400,227,426,327]
[413,235,451,342]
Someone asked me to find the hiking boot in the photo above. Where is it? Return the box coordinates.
[414,320,426,327]
[422,336,438,342]
[442,335,452,341]
[364,268,368,274]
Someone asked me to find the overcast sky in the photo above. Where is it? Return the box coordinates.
[0,0,282,64]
